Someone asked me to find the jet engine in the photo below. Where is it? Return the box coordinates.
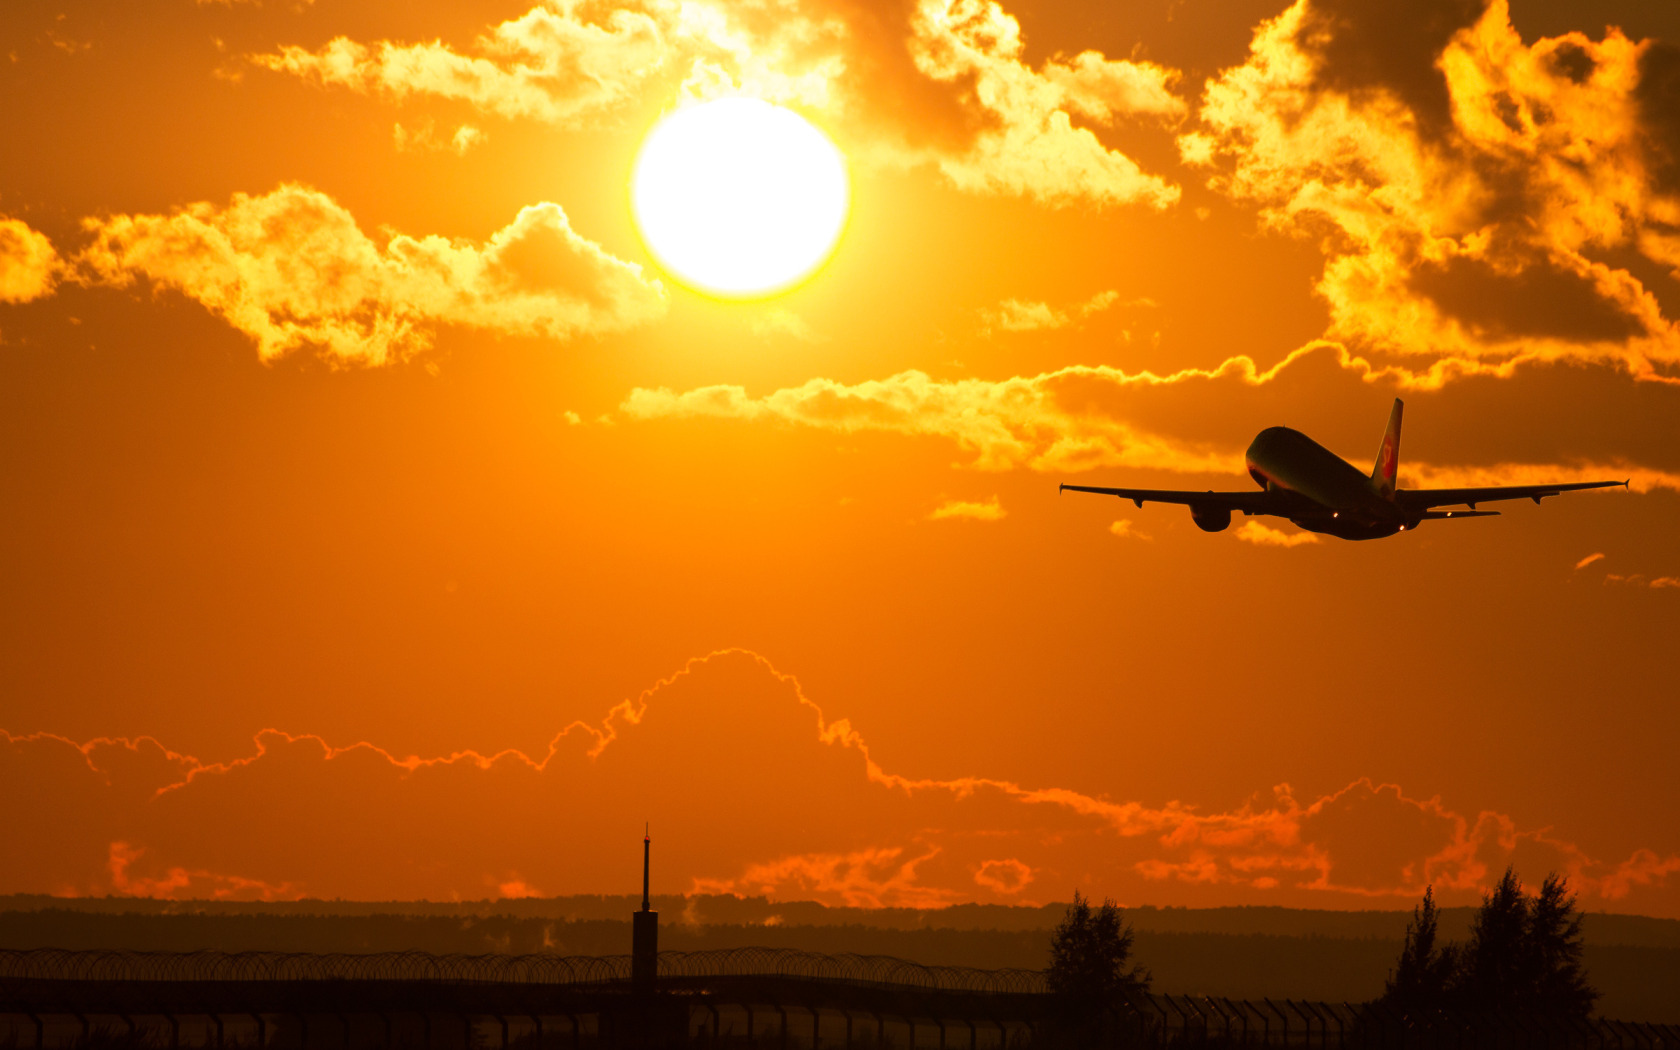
[1190,505,1232,532]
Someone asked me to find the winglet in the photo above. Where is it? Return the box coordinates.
[1058,484,1065,494]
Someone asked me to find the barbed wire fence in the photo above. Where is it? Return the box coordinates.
[1,948,1676,1048]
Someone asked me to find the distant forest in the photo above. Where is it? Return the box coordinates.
[2,896,1675,1023]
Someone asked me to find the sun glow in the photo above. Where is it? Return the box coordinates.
[631,98,849,298]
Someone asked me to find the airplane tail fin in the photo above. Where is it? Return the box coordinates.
[1371,398,1402,499]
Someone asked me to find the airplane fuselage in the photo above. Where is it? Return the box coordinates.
[1244,427,1408,540]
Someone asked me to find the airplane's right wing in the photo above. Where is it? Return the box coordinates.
[1395,479,1627,511]
[1058,484,1273,514]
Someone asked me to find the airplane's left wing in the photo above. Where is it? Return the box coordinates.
[1058,484,1273,514]
[1395,479,1627,511]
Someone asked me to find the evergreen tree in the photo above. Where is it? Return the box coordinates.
[1528,873,1598,1019]
[1383,885,1458,1012]
[1452,866,1532,1010]
[1046,891,1150,1006]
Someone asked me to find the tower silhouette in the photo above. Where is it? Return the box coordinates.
[631,825,658,990]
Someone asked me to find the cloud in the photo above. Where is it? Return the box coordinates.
[257,0,1183,209]
[393,120,485,154]
[1575,552,1606,570]
[979,289,1119,334]
[928,495,1005,521]
[2,651,1675,912]
[748,308,823,342]
[1187,0,1680,384]
[973,857,1033,894]
[0,216,61,303]
[900,0,1183,208]
[107,841,298,901]
[1234,521,1319,547]
[77,184,666,364]
[256,3,677,127]
[1604,573,1680,590]
[1108,519,1150,540]
[622,342,1680,487]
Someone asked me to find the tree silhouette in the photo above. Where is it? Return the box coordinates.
[1046,891,1150,1007]
[1454,867,1533,1009]
[1385,868,1597,1021]
[1529,873,1598,1018]
[1382,885,1458,1012]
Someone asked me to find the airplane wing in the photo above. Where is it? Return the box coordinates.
[1058,484,1274,513]
[1394,479,1627,510]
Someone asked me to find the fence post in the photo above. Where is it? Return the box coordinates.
[1265,1000,1290,1048]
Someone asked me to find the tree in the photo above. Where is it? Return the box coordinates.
[1385,867,1599,1022]
[1528,873,1598,1019]
[1046,891,1150,1007]
[1382,885,1458,1012]
[1453,867,1533,1010]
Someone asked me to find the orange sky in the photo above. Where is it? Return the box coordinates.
[1,0,1677,916]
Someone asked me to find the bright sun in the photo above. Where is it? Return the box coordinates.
[632,98,849,299]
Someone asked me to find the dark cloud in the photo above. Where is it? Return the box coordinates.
[1636,43,1680,195]
[1409,255,1644,343]
[1549,41,1595,84]
[1298,0,1487,134]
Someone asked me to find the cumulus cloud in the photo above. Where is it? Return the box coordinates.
[928,495,1005,521]
[622,343,1680,488]
[621,359,1245,474]
[901,0,1182,207]
[77,184,665,364]
[4,651,1672,910]
[0,216,61,303]
[979,289,1119,334]
[1234,521,1319,547]
[1187,0,1680,383]
[257,3,677,127]
[257,0,1183,209]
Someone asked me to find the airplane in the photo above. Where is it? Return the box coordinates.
[1059,399,1626,541]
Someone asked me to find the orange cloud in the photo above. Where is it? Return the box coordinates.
[1108,519,1150,540]
[258,0,1184,209]
[623,343,1680,487]
[928,496,1005,521]
[973,858,1034,894]
[0,216,60,303]
[107,841,298,901]
[257,4,678,127]
[1575,552,1606,569]
[1187,0,1680,383]
[1233,521,1319,547]
[979,289,1120,334]
[901,0,1182,207]
[77,184,666,364]
[2,652,1675,913]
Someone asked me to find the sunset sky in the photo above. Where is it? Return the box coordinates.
[2,0,1678,918]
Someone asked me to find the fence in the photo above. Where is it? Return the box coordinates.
[1,948,1676,1049]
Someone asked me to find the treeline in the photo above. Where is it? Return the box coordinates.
[4,895,1677,946]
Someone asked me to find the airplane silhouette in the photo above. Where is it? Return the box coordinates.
[1060,399,1626,541]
